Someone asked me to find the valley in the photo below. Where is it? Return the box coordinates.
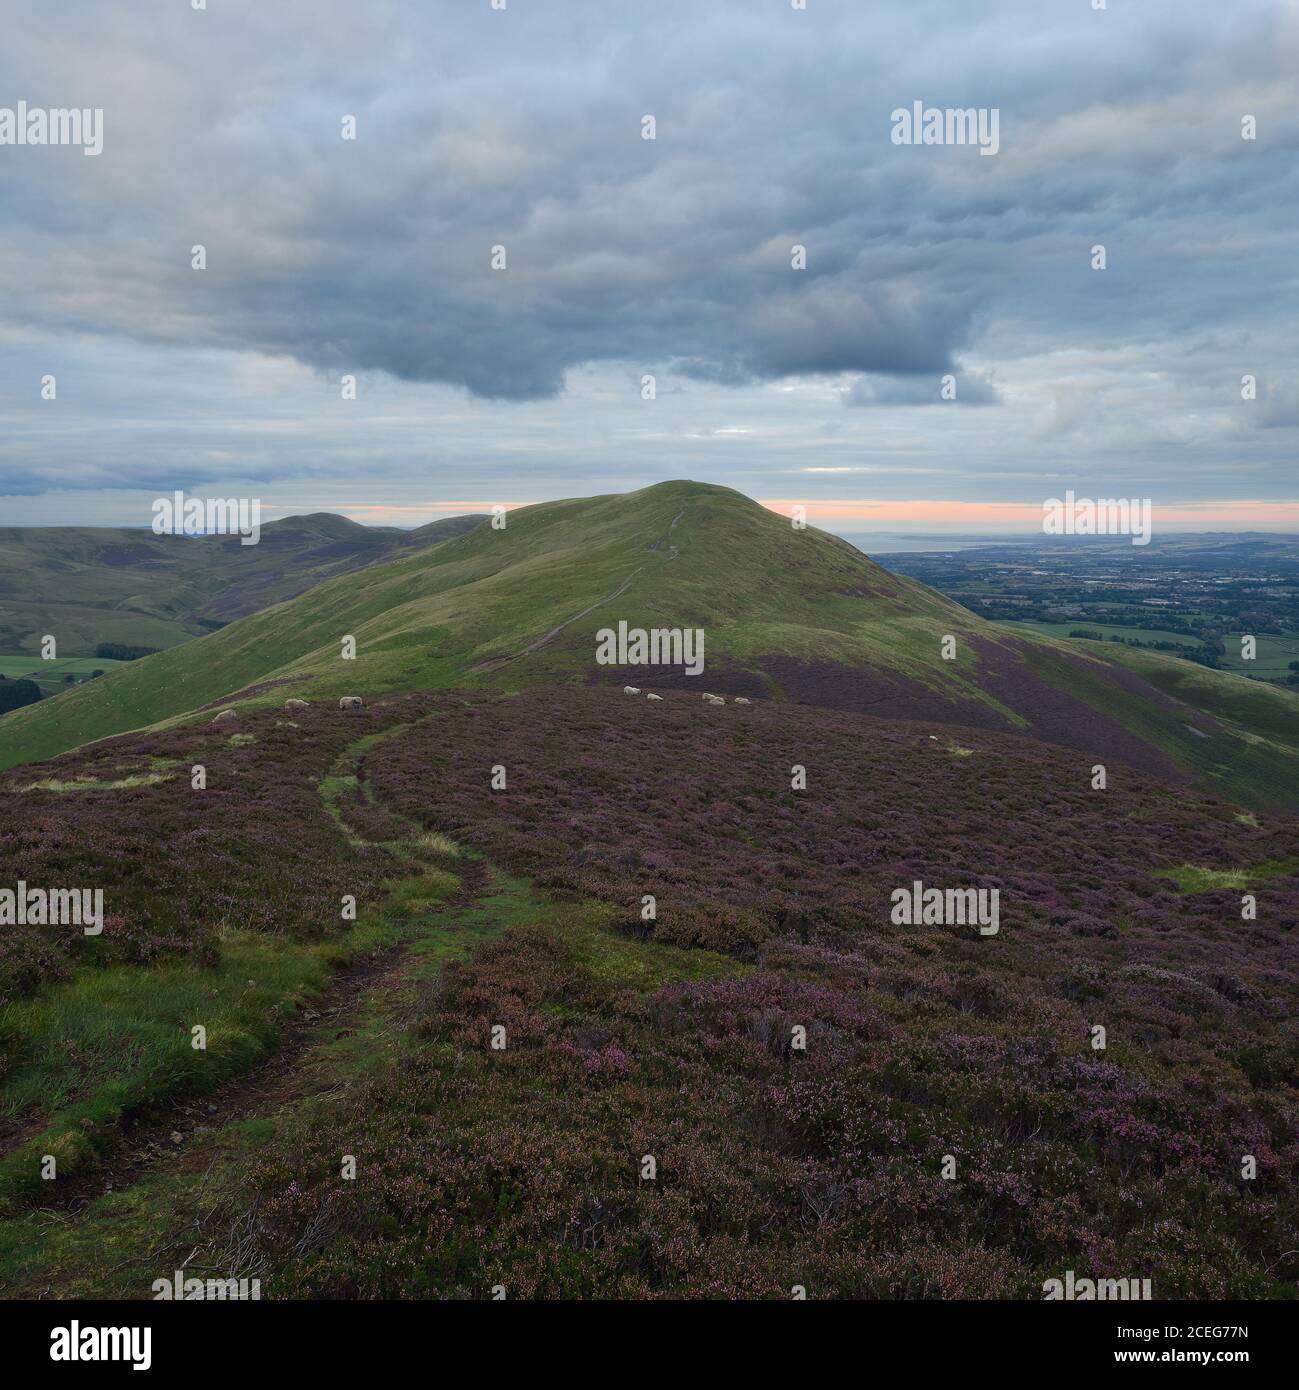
[0,511,485,659]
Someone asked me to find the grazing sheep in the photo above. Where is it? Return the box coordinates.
[339,696,363,710]
[623,686,641,695]
[704,694,725,705]
[734,697,751,705]
[212,709,238,724]
[646,693,663,701]
[284,698,310,712]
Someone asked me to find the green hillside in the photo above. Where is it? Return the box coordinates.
[2,481,1298,808]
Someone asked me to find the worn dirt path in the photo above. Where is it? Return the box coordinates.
[48,858,488,1216]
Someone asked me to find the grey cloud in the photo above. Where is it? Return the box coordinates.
[0,0,1295,511]
[844,368,1000,408]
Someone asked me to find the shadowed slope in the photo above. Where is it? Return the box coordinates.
[0,511,486,652]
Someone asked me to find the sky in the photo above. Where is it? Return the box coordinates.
[1,0,1296,537]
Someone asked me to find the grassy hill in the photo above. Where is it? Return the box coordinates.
[2,481,1297,808]
[0,511,485,656]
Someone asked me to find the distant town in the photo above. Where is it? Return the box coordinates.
[880,533,1299,685]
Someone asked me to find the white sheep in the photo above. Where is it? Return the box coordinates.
[623,686,641,695]
[734,697,751,705]
[646,693,663,701]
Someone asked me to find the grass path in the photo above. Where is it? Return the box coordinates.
[0,858,543,1296]
[0,717,547,1295]
[0,723,423,1200]
[0,711,742,1297]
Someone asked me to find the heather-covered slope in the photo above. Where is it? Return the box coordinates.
[2,482,1297,810]
[1,688,1295,1297]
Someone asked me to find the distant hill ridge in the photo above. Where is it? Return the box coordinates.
[0,511,487,653]
[1,481,1297,808]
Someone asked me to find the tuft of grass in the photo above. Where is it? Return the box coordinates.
[563,902,747,993]
[1153,856,1299,894]
[381,868,461,919]
[416,830,462,858]
[16,772,173,793]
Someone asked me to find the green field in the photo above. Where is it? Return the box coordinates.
[0,652,127,695]
[1006,620,1299,681]
[1220,632,1299,680]
[1004,619,1199,648]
